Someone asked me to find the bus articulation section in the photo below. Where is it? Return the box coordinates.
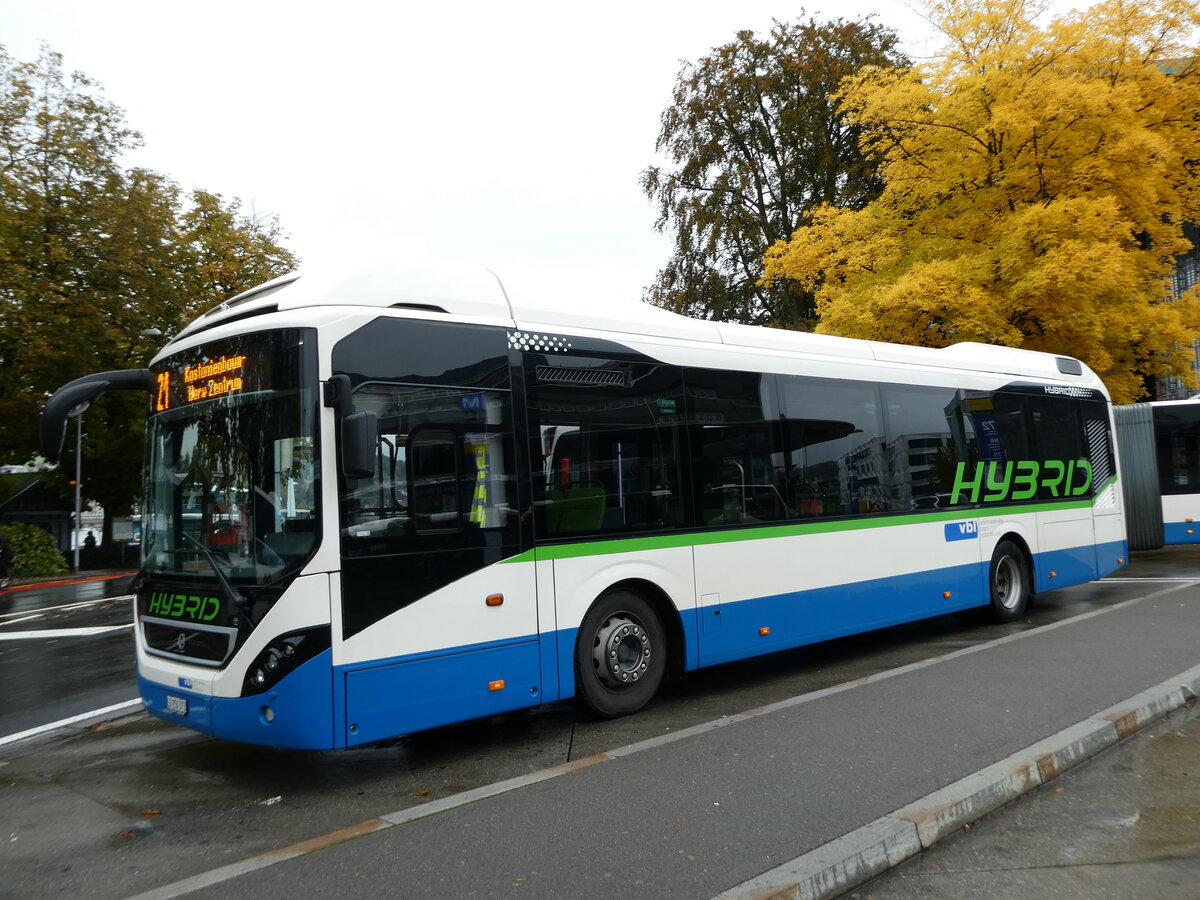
[40,265,1128,749]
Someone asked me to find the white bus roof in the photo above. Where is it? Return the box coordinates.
[174,263,1098,387]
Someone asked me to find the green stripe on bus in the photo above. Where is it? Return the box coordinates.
[501,475,1118,564]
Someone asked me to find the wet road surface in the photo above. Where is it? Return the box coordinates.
[0,574,135,736]
[1,552,1198,899]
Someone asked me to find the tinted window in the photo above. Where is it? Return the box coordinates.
[777,376,888,517]
[1154,403,1200,495]
[527,357,684,537]
[1028,395,1085,462]
[332,318,508,389]
[949,390,1101,505]
[342,384,519,555]
[684,369,787,525]
[881,384,979,510]
[972,392,1032,463]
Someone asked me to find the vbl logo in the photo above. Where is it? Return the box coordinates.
[944,520,979,542]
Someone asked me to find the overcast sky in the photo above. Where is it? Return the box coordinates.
[3,0,953,308]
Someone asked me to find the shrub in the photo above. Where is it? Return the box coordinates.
[0,522,69,578]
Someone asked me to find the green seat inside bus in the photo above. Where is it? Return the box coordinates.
[545,486,606,533]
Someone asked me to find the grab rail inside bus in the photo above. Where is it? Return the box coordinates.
[40,368,156,463]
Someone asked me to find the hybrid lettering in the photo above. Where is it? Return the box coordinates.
[951,459,1092,504]
[146,591,220,622]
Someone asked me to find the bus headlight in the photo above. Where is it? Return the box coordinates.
[241,626,330,696]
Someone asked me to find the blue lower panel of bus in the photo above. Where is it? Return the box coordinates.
[1164,522,1200,545]
[340,638,541,747]
[684,539,1125,671]
[138,649,335,750]
[692,559,986,668]
[1034,542,1098,593]
[1091,539,1129,579]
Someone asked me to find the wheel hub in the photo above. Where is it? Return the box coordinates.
[995,556,1021,609]
[592,614,651,688]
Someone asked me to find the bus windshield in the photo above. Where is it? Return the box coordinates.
[143,329,319,586]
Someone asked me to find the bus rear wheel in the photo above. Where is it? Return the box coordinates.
[574,590,666,718]
[988,540,1030,623]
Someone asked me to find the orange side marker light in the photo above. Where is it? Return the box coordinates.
[486,593,504,607]
[488,680,505,692]
[759,627,771,636]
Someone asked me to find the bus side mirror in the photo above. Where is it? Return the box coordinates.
[40,369,155,463]
[342,410,378,479]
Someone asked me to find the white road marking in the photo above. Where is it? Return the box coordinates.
[0,698,142,748]
[0,624,134,640]
[0,614,45,627]
[1102,577,1200,583]
[0,594,134,621]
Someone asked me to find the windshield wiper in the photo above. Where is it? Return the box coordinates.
[181,532,248,609]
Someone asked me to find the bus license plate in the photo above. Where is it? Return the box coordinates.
[166,695,188,716]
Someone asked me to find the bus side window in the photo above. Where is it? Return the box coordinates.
[409,427,466,533]
[342,383,517,555]
[881,384,980,511]
[683,369,786,526]
[777,375,886,517]
[527,358,685,537]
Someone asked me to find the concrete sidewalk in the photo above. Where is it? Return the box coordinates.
[845,700,1200,899]
[118,575,1200,900]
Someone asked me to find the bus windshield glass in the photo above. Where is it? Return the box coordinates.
[143,328,319,585]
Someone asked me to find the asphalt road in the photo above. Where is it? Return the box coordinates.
[1,551,1198,899]
[0,573,136,737]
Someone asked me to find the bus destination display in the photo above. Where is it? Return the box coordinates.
[154,353,256,412]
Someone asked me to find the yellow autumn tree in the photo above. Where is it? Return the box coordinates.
[761,0,1200,403]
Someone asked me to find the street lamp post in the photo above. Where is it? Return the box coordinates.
[74,413,83,573]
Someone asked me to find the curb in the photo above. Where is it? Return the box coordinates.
[5,571,135,592]
[711,661,1200,900]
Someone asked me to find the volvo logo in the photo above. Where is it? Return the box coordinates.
[168,632,196,653]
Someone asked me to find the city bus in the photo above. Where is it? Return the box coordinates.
[1114,398,1200,549]
[40,264,1128,749]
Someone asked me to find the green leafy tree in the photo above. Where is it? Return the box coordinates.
[0,522,69,578]
[762,0,1200,403]
[0,45,298,546]
[641,17,909,327]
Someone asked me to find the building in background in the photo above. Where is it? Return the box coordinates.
[1158,222,1200,400]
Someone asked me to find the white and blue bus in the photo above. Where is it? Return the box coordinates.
[1115,398,1200,548]
[41,265,1128,749]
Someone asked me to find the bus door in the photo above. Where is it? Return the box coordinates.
[336,383,538,745]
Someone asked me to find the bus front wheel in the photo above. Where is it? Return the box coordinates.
[574,590,666,718]
[988,540,1030,623]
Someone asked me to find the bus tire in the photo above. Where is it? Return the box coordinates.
[574,590,666,718]
[988,540,1030,623]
